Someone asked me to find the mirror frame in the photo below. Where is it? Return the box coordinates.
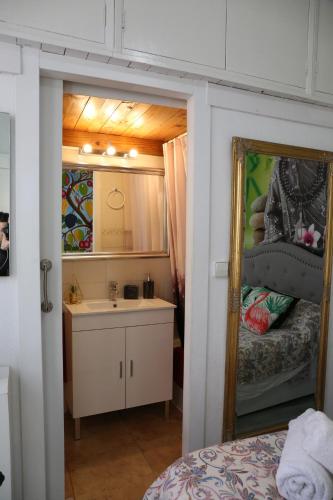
[223,137,333,441]
[62,162,169,260]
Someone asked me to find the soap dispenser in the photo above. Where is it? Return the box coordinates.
[143,273,154,299]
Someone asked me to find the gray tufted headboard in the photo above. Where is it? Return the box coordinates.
[242,241,324,304]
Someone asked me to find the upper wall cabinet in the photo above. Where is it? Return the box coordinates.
[0,0,106,44]
[316,0,333,95]
[226,0,310,88]
[122,0,226,69]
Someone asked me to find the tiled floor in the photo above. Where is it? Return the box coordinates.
[65,403,182,500]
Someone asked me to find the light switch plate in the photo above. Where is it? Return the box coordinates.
[214,261,229,278]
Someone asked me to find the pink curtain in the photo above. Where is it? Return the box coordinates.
[163,135,187,345]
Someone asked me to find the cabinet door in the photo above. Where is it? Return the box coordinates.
[126,323,173,408]
[316,0,333,94]
[0,0,106,43]
[226,0,309,87]
[122,0,226,69]
[73,328,125,418]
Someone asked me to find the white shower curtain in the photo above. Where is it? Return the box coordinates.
[163,134,187,345]
[127,174,165,252]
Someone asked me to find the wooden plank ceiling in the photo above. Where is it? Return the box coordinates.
[63,94,187,156]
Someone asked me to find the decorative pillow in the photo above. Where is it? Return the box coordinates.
[270,298,298,329]
[241,287,295,335]
[241,284,252,301]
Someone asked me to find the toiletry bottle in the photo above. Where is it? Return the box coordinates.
[143,273,154,299]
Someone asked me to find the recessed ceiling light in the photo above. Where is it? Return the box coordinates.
[133,117,144,128]
[111,111,120,123]
[107,105,115,117]
[84,102,96,119]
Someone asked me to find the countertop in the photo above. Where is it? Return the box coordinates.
[63,298,176,316]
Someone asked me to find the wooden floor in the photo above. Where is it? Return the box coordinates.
[65,403,182,500]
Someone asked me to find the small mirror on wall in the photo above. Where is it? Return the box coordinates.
[0,113,10,276]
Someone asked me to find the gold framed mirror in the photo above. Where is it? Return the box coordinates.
[223,138,333,441]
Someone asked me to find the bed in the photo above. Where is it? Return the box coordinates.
[144,430,286,499]
[238,241,323,416]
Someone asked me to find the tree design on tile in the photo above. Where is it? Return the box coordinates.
[62,169,93,252]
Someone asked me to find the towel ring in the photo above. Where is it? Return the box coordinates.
[106,188,125,210]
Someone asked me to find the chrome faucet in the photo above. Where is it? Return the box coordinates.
[108,280,119,302]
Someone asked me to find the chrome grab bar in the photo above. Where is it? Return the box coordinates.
[40,259,53,313]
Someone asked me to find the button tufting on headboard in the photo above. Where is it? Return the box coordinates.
[242,242,323,304]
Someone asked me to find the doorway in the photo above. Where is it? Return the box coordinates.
[61,86,187,498]
[39,63,211,500]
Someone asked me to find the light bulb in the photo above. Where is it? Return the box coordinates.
[129,148,138,158]
[82,143,93,154]
[106,145,116,156]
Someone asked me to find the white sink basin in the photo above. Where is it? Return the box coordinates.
[86,299,156,311]
[64,298,176,315]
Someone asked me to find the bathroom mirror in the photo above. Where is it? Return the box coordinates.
[62,164,167,258]
[223,138,333,441]
[0,113,10,276]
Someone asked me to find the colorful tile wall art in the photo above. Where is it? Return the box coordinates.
[62,169,93,252]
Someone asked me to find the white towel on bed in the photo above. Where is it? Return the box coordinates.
[276,409,333,500]
[303,411,333,474]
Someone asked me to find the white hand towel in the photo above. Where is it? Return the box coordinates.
[303,411,333,474]
[276,409,333,500]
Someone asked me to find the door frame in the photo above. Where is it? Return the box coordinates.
[38,52,212,497]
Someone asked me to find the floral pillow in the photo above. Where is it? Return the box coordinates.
[241,284,252,301]
[241,287,295,335]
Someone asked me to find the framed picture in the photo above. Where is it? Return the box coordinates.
[0,113,10,277]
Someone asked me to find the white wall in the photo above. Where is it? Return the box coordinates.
[205,85,333,445]
[0,74,22,500]
[63,257,173,302]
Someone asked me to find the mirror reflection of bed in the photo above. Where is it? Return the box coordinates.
[235,150,328,436]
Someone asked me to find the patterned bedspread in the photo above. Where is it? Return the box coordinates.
[238,299,320,385]
[144,431,286,500]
